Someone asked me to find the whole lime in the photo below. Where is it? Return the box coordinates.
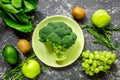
[2,45,19,65]
[92,9,111,28]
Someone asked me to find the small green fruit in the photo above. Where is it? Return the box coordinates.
[2,45,19,65]
[22,59,40,79]
[92,9,111,28]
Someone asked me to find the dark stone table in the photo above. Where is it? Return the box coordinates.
[0,0,120,80]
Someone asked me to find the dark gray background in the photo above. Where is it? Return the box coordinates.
[0,0,120,80]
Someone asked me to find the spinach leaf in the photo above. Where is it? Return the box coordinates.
[0,9,32,33]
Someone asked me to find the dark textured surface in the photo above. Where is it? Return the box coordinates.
[0,0,120,80]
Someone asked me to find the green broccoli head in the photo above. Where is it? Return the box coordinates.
[39,22,77,48]
[39,22,77,61]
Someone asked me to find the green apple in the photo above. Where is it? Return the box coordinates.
[92,9,111,28]
[22,59,40,79]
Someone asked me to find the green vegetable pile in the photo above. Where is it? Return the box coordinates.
[2,53,36,80]
[39,22,77,61]
[81,9,120,50]
[82,50,116,76]
[0,0,38,33]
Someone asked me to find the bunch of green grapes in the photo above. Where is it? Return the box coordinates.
[82,50,116,76]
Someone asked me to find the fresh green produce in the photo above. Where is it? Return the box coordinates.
[2,45,19,65]
[14,12,30,24]
[0,0,38,33]
[39,22,77,61]
[81,24,118,50]
[23,0,35,12]
[2,53,36,80]
[79,9,120,50]
[0,10,32,33]
[92,9,111,28]
[22,59,40,79]
[0,2,20,13]
[1,0,11,4]
[12,0,22,8]
[105,26,120,31]
[82,50,116,76]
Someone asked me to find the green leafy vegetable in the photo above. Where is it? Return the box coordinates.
[29,0,38,7]
[0,10,32,33]
[12,0,22,8]
[23,0,35,12]
[0,0,38,33]
[0,2,20,13]
[14,12,30,24]
[1,0,11,4]
[39,22,77,61]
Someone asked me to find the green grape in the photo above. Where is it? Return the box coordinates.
[94,67,100,73]
[82,52,90,58]
[105,53,111,59]
[100,55,105,61]
[107,59,114,65]
[110,54,116,61]
[90,66,95,71]
[102,51,108,55]
[89,53,94,59]
[84,59,89,63]
[92,62,97,68]
[86,50,91,53]
[82,58,86,61]
[88,59,93,64]
[98,66,104,71]
[85,63,89,69]
[96,61,100,65]
[93,60,97,63]
[82,50,116,76]
[103,58,108,63]
[82,62,86,68]
[107,52,112,55]
[85,70,89,74]
[82,62,89,69]
[104,65,111,70]
[96,61,103,66]
[101,51,107,56]
[94,54,100,59]
[89,71,94,76]
[94,51,99,55]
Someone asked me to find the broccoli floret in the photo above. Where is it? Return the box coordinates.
[47,33,61,45]
[39,26,54,42]
[39,22,77,61]
[61,32,77,48]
